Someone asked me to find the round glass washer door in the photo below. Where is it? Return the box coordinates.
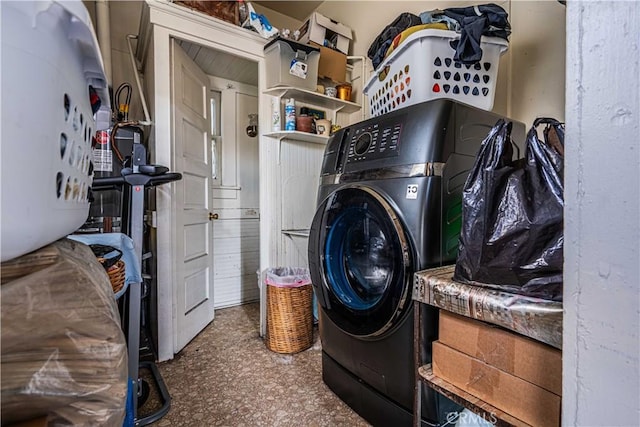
[314,185,413,338]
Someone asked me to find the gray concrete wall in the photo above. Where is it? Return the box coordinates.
[564,2,640,425]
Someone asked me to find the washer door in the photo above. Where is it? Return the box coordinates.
[309,185,413,338]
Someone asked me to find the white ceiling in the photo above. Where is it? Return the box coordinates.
[177,39,258,86]
[253,1,323,21]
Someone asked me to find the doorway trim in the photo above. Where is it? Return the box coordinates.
[141,1,268,361]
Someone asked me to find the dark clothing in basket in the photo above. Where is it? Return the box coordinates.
[444,3,511,64]
[367,12,422,69]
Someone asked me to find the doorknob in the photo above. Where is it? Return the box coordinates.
[209,212,219,220]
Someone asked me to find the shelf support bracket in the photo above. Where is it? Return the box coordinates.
[276,136,285,165]
[332,105,345,124]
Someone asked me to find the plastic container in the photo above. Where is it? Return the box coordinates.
[284,98,296,131]
[271,98,281,131]
[1,1,109,262]
[264,267,313,354]
[264,38,320,91]
[364,29,508,117]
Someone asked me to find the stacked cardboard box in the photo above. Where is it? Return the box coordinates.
[432,311,562,427]
[297,12,353,83]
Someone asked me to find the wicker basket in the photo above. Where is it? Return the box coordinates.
[90,244,125,294]
[265,283,313,354]
[101,259,125,294]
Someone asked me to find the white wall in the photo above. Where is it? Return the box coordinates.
[278,139,326,268]
[564,2,640,425]
[508,1,565,124]
[213,217,260,308]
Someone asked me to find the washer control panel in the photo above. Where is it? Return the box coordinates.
[346,119,403,164]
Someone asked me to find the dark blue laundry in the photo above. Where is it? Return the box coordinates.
[444,3,511,64]
[419,10,460,31]
[367,12,422,69]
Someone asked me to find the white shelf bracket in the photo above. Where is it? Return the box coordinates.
[276,135,285,165]
[332,105,345,124]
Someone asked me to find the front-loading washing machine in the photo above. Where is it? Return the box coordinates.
[308,99,524,426]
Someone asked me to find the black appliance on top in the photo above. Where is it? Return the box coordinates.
[308,99,524,426]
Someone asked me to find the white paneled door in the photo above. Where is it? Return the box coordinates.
[171,40,215,352]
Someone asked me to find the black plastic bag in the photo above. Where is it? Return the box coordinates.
[453,118,565,301]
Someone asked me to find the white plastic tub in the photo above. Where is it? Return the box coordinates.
[364,29,508,116]
[264,38,320,91]
[1,1,109,261]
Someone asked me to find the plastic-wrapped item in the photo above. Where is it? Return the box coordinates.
[265,267,311,288]
[453,118,565,301]
[244,1,278,38]
[413,266,562,349]
[1,239,128,426]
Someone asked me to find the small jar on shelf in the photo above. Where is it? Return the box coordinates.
[296,107,315,133]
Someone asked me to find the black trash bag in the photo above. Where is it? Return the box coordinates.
[453,118,565,301]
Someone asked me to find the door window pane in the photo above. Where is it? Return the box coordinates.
[210,91,222,182]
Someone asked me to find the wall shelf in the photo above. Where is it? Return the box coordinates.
[417,364,530,427]
[263,86,361,114]
[264,131,329,145]
[260,83,362,280]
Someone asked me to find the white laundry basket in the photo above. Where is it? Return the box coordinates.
[1,1,109,261]
[364,29,508,117]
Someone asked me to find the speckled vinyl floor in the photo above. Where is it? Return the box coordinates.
[149,302,371,426]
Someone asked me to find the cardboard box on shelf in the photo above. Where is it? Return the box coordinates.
[298,12,352,55]
[438,310,562,396]
[433,341,561,427]
[311,42,347,84]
